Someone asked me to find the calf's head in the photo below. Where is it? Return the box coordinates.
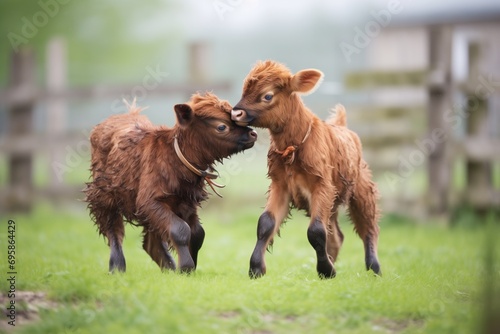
[231,60,323,129]
[175,93,257,163]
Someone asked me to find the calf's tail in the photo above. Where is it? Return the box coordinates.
[327,104,347,127]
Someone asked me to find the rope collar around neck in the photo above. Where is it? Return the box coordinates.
[173,136,225,197]
[274,121,313,164]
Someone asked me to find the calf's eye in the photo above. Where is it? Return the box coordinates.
[264,94,273,101]
[217,124,227,132]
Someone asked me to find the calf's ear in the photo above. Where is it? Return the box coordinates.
[174,104,193,127]
[290,69,324,95]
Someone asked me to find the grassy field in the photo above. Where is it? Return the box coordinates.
[1,202,499,334]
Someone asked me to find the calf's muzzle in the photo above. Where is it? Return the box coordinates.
[231,108,254,127]
[241,128,258,149]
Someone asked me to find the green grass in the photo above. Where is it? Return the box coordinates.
[1,203,499,333]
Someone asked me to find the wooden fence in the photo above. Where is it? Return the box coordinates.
[2,29,499,218]
[0,38,231,212]
[345,24,500,220]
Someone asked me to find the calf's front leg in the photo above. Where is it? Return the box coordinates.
[141,202,195,273]
[188,215,205,268]
[307,217,335,278]
[169,214,196,273]
[142,229,176,271]
[249,183,290,278]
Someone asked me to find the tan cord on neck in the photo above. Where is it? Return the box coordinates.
[174,136,225,197]
[274,121,313,164]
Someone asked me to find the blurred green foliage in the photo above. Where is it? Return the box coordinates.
[0,0,181,85]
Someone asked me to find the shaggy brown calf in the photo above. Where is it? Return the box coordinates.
[231,60,381,278]
[85,93,257,273]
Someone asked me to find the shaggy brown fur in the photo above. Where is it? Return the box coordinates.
[85,93,257,273]
[232,60,381,278]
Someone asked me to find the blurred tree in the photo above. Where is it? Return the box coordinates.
[0,0,181,85]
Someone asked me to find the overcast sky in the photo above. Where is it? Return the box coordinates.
[180,0,500,34]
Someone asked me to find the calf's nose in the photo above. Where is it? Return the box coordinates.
[249,130,258,140]
[231,109,244,121]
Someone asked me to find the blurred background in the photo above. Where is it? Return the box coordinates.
[0,0,499,221]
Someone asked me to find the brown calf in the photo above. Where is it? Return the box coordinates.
[232,60,381,278]
[85,93,257,273]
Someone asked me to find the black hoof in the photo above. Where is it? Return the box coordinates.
[249,251,266,279]
[179,268,195,275]
[109,262,126,273]
[366,256,382,276]
[178,257,195,274]
[249,267,265,279]
[109,253,126,273]
[367,263,382,276]
[317,259,336,279]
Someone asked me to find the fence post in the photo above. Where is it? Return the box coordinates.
[465,43,492,212]
[7,49,36,212]
[189,42,210,84]
[427,25,453,220]
[46,38,67,188]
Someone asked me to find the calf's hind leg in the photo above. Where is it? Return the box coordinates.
[308,186,336,279]
[97,210,126,273]
[348,168,382,275]
[87,183,126,272]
